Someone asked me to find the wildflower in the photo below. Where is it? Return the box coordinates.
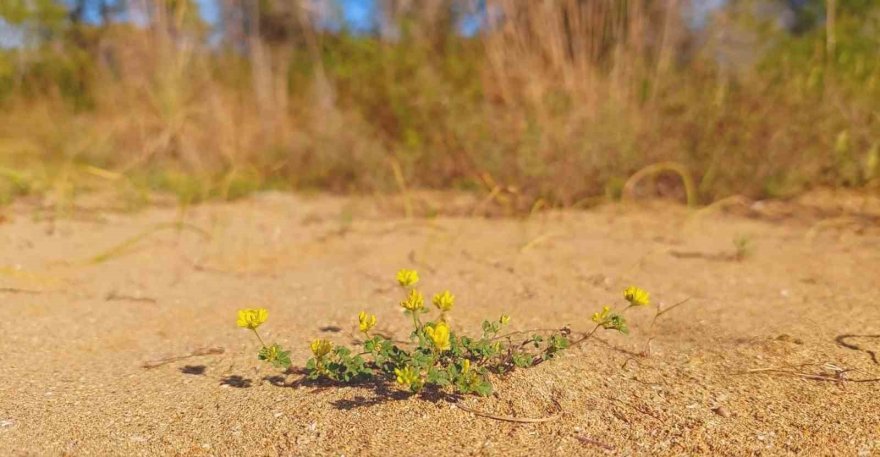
[394,366,420,387]
[258,343,291,368]
[591,306,628,333]
[591,306,611,324]
[461,359,471,375]
[396,269,419,288]
[432,290,455,312]
[623,286,650,307]
[607,314,629,334]
[400,289,425,313]
[236,308,268,330]
[424,322,451,351]
[499,314,510,325]
[262,344,278,360]
[310,339,333,358]
[358,311,377,333]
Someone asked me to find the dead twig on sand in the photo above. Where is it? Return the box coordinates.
[611,398,663,421]
[449,399,561,424]
[835,334,880,365]
[105,290,157,304]
[88,222,210,264]
[575,434,616,451]
[142,347,225,369]
[0,287,42,294]
[739,366,880,383]
[519,232,561,253]
[643,297,692,355]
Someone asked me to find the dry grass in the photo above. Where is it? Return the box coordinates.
[0,0,878,210]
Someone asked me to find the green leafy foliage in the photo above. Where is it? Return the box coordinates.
[237,270,650,396]
[242,270,657,397]
[258,343,291,369]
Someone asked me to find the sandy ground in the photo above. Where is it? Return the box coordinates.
[1,190,879,456]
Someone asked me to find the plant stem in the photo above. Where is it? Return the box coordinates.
[411,311,421,332]
[570,324,602,348]
[251,328,267,348]
[490,327,568,342]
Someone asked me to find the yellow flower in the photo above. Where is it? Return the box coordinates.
[424,322,451,351]
[400,289,425,312]
[358,311,377,333]
[310,339,333,358]
[432,290,455,312]
[499,314,510,325]
[394,366,420,386]
[591,306,611,324]
[623,286,650,306]
[461,359,471,375]
[396,269,419,288]
[236,308,268,330]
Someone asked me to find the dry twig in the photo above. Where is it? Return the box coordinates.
[450,400,561,424]
[142,347,225,369]
[575,434,616,451]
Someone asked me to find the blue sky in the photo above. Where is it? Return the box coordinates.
[0,0,726,48]
[137,0,726,31]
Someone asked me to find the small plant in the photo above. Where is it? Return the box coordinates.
[238,270,656,396]
[236,308,291,368]
[733,234,753,261]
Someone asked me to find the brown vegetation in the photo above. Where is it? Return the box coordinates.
[0,1,878,209]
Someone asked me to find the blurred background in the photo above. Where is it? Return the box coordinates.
[0,0,877,210]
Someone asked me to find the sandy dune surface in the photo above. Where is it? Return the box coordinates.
[1,192,879,456]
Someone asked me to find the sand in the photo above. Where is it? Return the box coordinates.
[1,190,878,456]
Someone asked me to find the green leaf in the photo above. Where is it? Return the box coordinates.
[550,335,570,350]
[258,343,292,368]
[426,367,450,386]
[512,353,534,368]
[609,314,629,334]
[473,380,493,397]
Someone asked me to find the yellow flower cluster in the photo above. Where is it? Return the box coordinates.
[358,311,377,333]
[310,339,333,358]
[396,269,419,288]
[262,344,280,362]
[236,308,268,330]
[424,322,451,351]
[400,289,425,312]
[394,366,420,386]
[432,290,455,312]
[623,286,650,307]
[591,306,611,324]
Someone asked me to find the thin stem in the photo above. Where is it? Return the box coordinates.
[490,327,568,342]
[570,324,603,348]
[411,310,423,332]
[251,328,267,348]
